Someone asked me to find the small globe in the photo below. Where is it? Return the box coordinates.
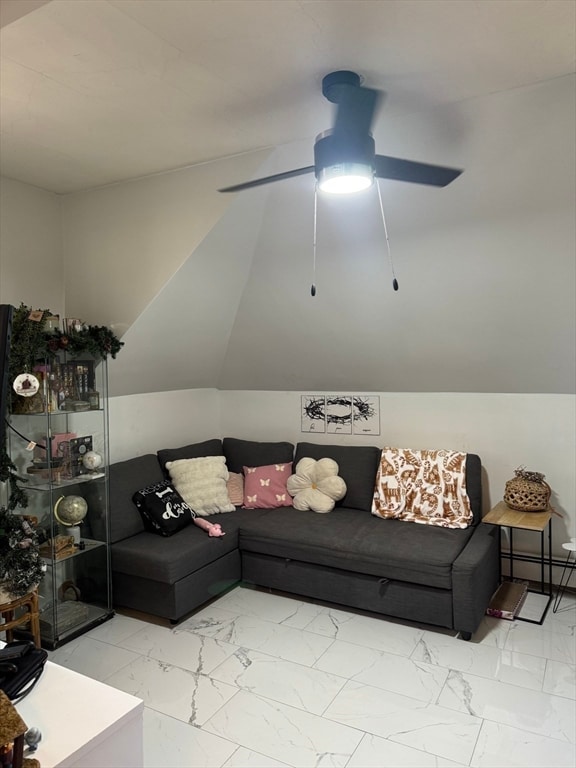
[82,450,102,471]
[54,495,88,526]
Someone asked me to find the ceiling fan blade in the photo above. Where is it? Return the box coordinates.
[219,166,315,193]
[374,155,462,187]
[333,85,381,140]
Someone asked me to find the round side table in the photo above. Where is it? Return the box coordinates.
[0,589,41,648]
[552,538,576,613]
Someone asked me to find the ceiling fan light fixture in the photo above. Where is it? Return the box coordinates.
[218,71,463,194]
[318,163,374,194]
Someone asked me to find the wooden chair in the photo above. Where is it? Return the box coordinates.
[0,589,41,648]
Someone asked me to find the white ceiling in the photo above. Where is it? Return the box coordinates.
[1,0,574,194]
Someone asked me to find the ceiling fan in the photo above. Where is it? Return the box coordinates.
[219,70,463,194]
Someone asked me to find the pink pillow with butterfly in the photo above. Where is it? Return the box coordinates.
[243,462,293,508]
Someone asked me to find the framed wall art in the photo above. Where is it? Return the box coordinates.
[300,394,380,436]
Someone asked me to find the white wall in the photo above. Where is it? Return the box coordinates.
[108,181,268,397]
[0,175,63,313]
[61,150,271,336]
[220,389,576,561]
[108,387,220,464]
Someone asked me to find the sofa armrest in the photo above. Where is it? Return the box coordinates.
[108,454,165,543]
[452,524,500,636]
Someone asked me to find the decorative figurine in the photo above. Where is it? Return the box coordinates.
[192,518,225,537]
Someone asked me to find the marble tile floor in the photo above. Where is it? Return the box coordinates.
[47,586,576,768]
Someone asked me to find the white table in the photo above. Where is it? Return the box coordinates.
[16,657,143,767]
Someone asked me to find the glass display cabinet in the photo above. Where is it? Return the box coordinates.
[7,353,113,648]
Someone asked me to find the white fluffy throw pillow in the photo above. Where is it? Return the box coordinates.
[287,457,347,513]
[166,456,235,516]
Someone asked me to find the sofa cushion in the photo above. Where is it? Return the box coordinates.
[243,462,293,509]
[227,472,244,505]
[287,458,347,513]
[108,454,165,543]
[166,456,235,516]
[294,443,380,513]
[133,480,195,536]
[223,437,294,474]
[111,509,268,584]
[239,507,475,590]
[157,438,223,475]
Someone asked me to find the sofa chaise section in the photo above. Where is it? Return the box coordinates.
[238,447,499,638]
[105,450,237,621]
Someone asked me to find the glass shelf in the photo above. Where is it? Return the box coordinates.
[11,407,104,416]
[26,472,105,491]
[40,538,106,565]
[39,601,113,645]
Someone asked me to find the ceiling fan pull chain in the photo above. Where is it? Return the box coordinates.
[311,184,318,296]
[376,180,399,291]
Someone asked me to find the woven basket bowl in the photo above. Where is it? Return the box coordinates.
[504,478,551,512]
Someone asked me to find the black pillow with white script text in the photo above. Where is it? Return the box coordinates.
[133,480,196,536]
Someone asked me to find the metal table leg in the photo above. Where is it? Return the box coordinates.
[553,548,575,613]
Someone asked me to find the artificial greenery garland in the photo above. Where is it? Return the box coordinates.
[8,304,123,389]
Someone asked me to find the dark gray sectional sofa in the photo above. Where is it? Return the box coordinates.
[95,437,500,640]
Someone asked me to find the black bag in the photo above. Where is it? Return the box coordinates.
[0,640,48,702]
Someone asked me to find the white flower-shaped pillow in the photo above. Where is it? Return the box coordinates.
[287,457,347,513]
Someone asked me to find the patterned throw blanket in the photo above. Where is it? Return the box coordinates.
[372,447,473,529]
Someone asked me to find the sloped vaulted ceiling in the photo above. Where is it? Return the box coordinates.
[2,1,575,397]
[2,0,574,193]
[108,178,269,397]
[105,74,575,397]
[218,75,575,395]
